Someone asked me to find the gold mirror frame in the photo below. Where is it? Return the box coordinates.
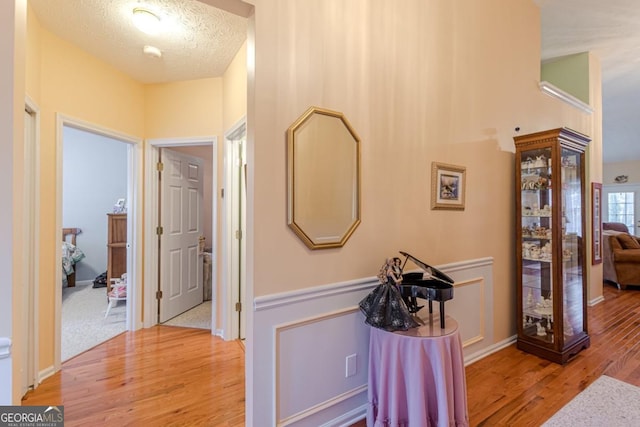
[287,107,361,249]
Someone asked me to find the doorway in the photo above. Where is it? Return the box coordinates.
[54,115,142,369]
[143,137,217,330]
[223,119,247,340]
[158,147,208,324]
[60,126,128,361]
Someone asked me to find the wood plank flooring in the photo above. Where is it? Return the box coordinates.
[22,326,245,427]
[351,283,640,427]
[465,284,640,426]
[23,284,640,426]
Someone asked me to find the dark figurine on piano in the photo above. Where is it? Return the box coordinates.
[398,251,454,328]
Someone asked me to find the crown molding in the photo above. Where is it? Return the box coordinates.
[539,81,593,114]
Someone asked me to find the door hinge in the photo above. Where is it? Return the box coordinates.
[156,290,163,299]
[156,226,163,235]
[235,302,242,312]
[235,229,242,240]
[157,162,164,172]
[221,188,224,198]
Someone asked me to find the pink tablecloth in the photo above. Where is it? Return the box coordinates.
[367,318,469,426]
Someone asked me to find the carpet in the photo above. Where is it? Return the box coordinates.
[163,300,212,330]
[62,282,126,361]
[62,283,212,361]
[542,375,640,426]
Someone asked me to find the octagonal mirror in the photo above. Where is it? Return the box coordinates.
[287,107,361,249]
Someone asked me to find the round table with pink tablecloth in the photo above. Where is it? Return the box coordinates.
[367,315,469,427]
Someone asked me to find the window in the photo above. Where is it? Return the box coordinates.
[607,192,634,231]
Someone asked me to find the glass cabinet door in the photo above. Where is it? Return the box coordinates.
[561,147,584,345]
[515,128,590,364]
[520,147,554,344]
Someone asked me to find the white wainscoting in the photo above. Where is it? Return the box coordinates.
[251,257,494,426]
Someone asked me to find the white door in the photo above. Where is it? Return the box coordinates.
[160,149,204,322]
[603,184,640,235]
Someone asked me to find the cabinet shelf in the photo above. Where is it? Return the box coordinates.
[515,128,590,364]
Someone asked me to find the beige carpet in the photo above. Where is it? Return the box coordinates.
[163,300,212,330]
[61,282,126,361]
[542,375,640,426]
[62,283,212,361]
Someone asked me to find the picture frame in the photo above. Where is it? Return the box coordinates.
[592,182,602,265]
[431,162,466,210]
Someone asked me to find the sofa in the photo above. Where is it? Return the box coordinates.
[603,224,640,289]
[603,222,631,233]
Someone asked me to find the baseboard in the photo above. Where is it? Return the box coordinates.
[589,295,605,306]
[321,404,367,427]
[464,335,517,366]
[38,365,56,384]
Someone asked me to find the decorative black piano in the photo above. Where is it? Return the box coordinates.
[398,251,454,328]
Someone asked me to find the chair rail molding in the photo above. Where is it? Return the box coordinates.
[251,257,494,426]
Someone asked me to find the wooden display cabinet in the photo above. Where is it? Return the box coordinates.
[514,128,590,364]
[107,213,127,295]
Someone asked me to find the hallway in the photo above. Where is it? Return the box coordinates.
[22,326,245,426]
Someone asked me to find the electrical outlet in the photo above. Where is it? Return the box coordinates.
[345,354,357,378]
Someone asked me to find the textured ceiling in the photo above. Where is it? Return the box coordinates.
[538,0,640,163]
[28,0,247,84]
[27,1,638,163]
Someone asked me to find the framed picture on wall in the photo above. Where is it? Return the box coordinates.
[592,182,603,265]
[431,162,466,210]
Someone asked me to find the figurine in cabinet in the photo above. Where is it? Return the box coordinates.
[514,128,590,364]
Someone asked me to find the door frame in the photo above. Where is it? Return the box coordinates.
[54,114,143,370]
[23,96,40,391]
[143,136,217,329]
[222,117,246,340]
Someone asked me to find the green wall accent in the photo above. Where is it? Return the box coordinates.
[541,52,590,104]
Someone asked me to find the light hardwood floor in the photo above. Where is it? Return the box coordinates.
[352,283,640,426]
[23,284,640,426]
[22,326,245,426]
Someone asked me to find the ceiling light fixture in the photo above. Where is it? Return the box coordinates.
[132,7,162,35]
[143,45,162,58]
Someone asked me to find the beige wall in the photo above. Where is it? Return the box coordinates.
[223,41,247,130]
[25,15,145,371]
[144,78,223,139]
[248,0,600,344]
